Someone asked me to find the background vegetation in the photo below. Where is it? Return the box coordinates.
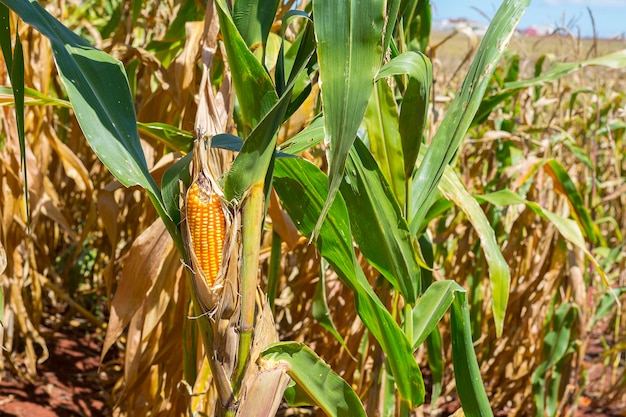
[0,0,625,416]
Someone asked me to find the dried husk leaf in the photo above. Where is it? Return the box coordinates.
[101,219,172,360]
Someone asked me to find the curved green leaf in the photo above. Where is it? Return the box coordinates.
[410,0,529,233]
[4,0,150,189]
[476,189,610,289]
[440,168,510,337]
[215,0,278,135]
[451,290,494,417]
[138,122,193,154]
[544,159,597,244]
[410,280,464,348]
[274,157,424,407]
[593,287,626,326]
[233,0,280,54]
[505,49,626,90]
[342,139,420,304]
[312,0,386,238]
[219,4,315,201]
[161,153,191,229]
[224,94,291,201]
[262,342,366,417]
[1,5,27,221]
[0,86,71,108]
[531,303,579,417]
[278,115,325,155]
[376,51,432,179]
[363,79,406,206]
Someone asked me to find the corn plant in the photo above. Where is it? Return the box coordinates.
[2,0,624,415]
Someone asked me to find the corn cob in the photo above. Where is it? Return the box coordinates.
[186,181,225,287]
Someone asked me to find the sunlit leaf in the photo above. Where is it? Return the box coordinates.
[262,342,366,417]
[215,0,278,135]
[364,80,406,206]
[342,139,420,304]
[274,157,425,407]
[505,49,626,90]
[476,189,611,290]
[0,4,27,222]
[544,159,597,244]
[376,51,432,181]
[410,0,530,233]
[312,0,386,238]
[138,122,193,154]
[278,114,325,155]
[410,280,463,348]
[450,290,494,417]
[233,0,280,59]
[440,168,510,336]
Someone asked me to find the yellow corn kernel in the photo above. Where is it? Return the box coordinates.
[186,181,225,287]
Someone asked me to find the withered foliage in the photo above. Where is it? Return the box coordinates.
[0,2,625,416]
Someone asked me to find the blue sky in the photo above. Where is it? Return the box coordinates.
[431,0,626,38]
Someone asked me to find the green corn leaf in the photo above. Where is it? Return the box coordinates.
[274,157,424,407]
[1,5,27,222]
[450,290,494,417]
[224,93,291,202]
[476,189,611,291]
[411,280,464,348]
[532,303,579,417]
[426,327,443,406]
[471,87,522,127]
[312,0,386,239]
[3,0,152,189]
[505,49,626,90]
[262,342,366,417]
[401,0,431,52]
[364,79,406,207]
[137,122,193,154]
[161,153,191,230]
[276,10,313,95]
[233,0,280,54]
[383,0,402,55]
[376,51,432,180]
[342,139,420,304]
[221,31,315,201]
[0,5,13,70]
[410,0,529,234]
[278,114,325,155]
[220,2,315,201]
[0,86,71,108]
[475,50,626,126]
[474,50,626,126]
[381,361,396,417]
[215,0,278,135]
[440,167,510,337]
[593,287,626,326]
[544,159,597,244]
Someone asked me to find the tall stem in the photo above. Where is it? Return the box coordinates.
[234,183,265,391]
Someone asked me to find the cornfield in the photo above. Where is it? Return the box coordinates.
[0,0,625,416]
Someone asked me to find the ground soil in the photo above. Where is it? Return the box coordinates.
[0,329,109,417]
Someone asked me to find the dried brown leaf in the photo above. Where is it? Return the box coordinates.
[101,219,172,360]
